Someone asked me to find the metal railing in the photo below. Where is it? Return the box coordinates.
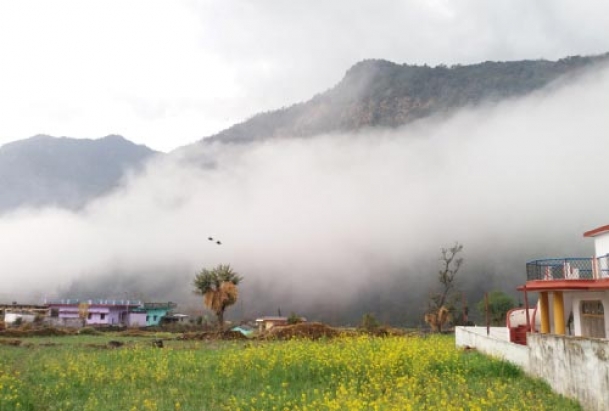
[526,256,609,281]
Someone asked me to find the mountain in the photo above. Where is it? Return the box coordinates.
[202,53,609,144]
[2,54,608,214]
[0,134,159,213]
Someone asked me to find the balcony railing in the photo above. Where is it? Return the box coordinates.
[526,256,609,281]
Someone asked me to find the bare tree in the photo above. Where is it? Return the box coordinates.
[425,243,464,332]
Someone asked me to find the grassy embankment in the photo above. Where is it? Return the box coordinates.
[0,333,581,411]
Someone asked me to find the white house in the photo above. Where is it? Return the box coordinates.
[508,224,609,342]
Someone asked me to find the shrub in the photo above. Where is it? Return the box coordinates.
[78,327,101,335]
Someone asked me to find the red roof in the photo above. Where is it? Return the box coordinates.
[583,225,609,238]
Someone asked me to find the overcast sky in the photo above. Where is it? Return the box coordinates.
[0,0,608,152]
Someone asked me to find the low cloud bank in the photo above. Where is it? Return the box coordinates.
[1,65,608,324]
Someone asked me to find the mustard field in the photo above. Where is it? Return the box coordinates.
[0,334,580,411]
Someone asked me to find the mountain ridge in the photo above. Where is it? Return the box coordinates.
[200,53,609,145]
[1,53,608,213]
[0,134,159,213]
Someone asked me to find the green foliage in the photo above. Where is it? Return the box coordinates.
[477,291,517,326]
[193,264,242,294]
[287,312,303,325]
[207,53,609,145]
[77,327,101,336]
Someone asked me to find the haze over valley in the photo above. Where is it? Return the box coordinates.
[1,1,609,325]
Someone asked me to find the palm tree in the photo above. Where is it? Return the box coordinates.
[193,264,243,330]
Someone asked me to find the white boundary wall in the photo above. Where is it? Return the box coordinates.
[527,333,609,411]
[455,326,609,411]
[455,326,528,368]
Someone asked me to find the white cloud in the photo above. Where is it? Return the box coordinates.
[0,0,608,151]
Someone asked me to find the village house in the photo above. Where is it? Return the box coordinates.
[46,299,144,327]
[0,303,48,325]
[129,302,177,326]
[456,224,609,411]
[507,223,609,342]
[44,300,177,327]
[255,316,307,332]
[255,316,289,332]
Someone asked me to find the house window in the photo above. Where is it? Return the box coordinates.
[146,316,150,322]
[582,301,604,315]
[581,300,606,338]
[50,308,59,318]
[87,313,92,320]
[153,315,158,321]
[100,313,106,320]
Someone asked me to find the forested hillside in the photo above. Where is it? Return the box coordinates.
[203,53,609,144]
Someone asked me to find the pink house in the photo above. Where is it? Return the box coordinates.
[47,299,144,327]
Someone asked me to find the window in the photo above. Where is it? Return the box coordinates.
[153,315,158,321]
[100,313,106,320]
[50,308,59,318]
[582,301,604,316]
[146,315,150,322]
[580,300,606,338]
[87,313,92,320]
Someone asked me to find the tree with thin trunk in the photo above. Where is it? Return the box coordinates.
[193,264,243,330]
[425,242,463,332]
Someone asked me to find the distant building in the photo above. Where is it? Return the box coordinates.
[130,302,177,326]
[46,299,143,327]
[255,316,307,332]
[44,300,178,328]
[0,303,48,325]
[162,313,190,324]
[255,316,288,332]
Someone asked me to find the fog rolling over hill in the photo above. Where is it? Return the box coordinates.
[202,53,609,145]
[1,55,609,325]
[0,135,159,213]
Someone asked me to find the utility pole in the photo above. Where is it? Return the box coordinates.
[485,292,490,336]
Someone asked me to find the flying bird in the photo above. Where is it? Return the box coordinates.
[216,241,222,245]
[208,237,213,241]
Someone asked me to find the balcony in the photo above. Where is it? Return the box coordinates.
[526,256,609,281]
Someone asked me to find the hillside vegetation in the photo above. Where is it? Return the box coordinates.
[204,53,609,144]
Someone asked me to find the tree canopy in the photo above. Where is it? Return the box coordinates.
[193,264,243,330]
[477,291,516,326]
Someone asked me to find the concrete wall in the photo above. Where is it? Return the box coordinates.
[4,313,36,324]
[455,326,529,368]
[45,317,84,328]
[145,308,170,326]
[528,333,609,411]
[455,327,609,411]
[128,312,147,327]
[593,233,609,258]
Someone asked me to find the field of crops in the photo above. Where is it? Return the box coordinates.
[0,334,580,411]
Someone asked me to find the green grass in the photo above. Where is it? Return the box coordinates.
[0,334,581,411]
